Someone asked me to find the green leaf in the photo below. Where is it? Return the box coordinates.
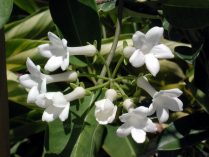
[174,45,202,64]
[5,9,54,40]
[49,0,101,48]
[44,91,102,155]
[14,0,38,14]
[0,0,13,28]
[103,125,139,157]
[70,107,104,157]
[98,0,116,12]
[158,112,209,151]
[163,0,209,29]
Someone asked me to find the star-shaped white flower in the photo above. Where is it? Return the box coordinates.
[123,27,174,76]
[117,106,157,143]
[95,89,118,125]
[38,32,97,72]
[19,58,78,103]
[35,87,85,122]
[137,76,183,123]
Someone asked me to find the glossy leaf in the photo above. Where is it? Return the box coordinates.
[158,112,209,150]
[49,0,101,48]
[14,0,38,14]
[163,0,209,29]
[103,125,139,157]
[44,91,102,155]
[0,0,13,28]
[70,107,104,157]
[5,9,54,40]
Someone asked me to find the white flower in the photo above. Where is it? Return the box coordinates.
[95,89,118,125]
[137,76,183,123]
[122,99,135,111]
[38,32,97,72]
[35,87,85,122]
[117,106,157,143]
[19,58,78,103]
[123,27,174,76]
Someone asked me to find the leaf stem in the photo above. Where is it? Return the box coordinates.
[86,81,110,91]
[112,55,124,78]
[98,0,124,83]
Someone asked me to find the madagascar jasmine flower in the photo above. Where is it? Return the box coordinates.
[35,87,85,122]
[117,106,157,143]
[137,76,183,123]
[123,99,135,111]
[123,27,174,76]
[95,89,118,125]
[38,32,97,72]
[19,58,77,91]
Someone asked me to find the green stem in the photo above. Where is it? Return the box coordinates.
[86,81,110,91]
[97,52,111,78]
[112,55,124,78]
[98,0,124,83]
[114,82,128,99]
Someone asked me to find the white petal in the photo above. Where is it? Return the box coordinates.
[27,86,39,103]
[164,97,183,111]
[61,53,69,71]
[133,106,149,115]
[59,104,70,121]
[156,107,169,123]
[143,119,157,132]
[44,56,63,72]
[52,92,68,108]
[129,50,145,68]
[131,128,146,143]
[145,54,160,76]
[35,94,49,108]
[42,105,61,122]
[147,103,157,116]
[106,106,117,123]
[116,124,132,137]
[156,88,183,98]
[38,44,53,58]
[132,31,145,49]
[151,44,174,59]
[48,32,63,46]
[123,46,136,58]
[145,27,163,47]
[19,74,38,89]
[26,58,41,74]
[137,76,157,97]
[40,78,47,94]
[119,113,130,123]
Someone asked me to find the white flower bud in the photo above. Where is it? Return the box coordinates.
[68,45,97,56]
[123,99,135,111]
[65,87,85,101]
[105,89,117,101]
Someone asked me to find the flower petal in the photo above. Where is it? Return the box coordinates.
[44,56,63,71]
[38,44,53,58]
[42,105,61,122]
[145,53,160,76]
[40,78,47,94]
[143,119,157,132]
[156,88,183,98]
[26,58,41,74]
[59,104,70,121]
[116,124,132,137]
[52,92,68,108]
[147,103,157,116]
[129,50,145,68]
[19,74,38,89]
[131,128,146,143]
[156,107,169,123]
[151,44,174,59]
[132,31,145,49]
[145,27,163,47]
[61,52,69,71]
[106,106,117,123]
[35,94,49,108]
[27,86,39,103]
[133,106,149,115]
[48,32,63,46]
[123,46,136,58]
[163,97,183,112]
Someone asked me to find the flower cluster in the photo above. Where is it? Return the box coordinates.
[19,32,96,122]
[19,27,183,144]
[94,27,183,143]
